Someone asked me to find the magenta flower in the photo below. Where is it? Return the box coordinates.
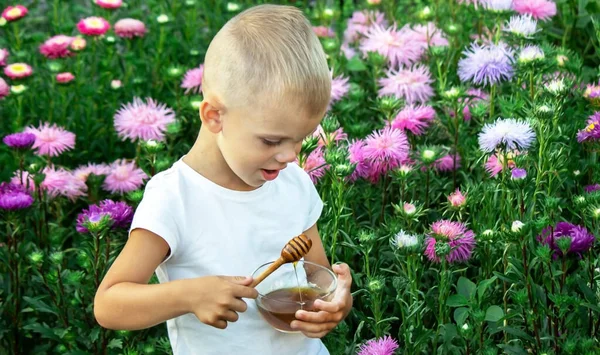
[348,140,370,181]
[300,148,328,184]
[41,166,88,201]
[538,222,595,258]
[2,5,28,22]
[511,168,527,180]
[56,72,75,84]
[512,0,557,21]
[577,113,600,143]
[0,48,8,66]
[114,97,176,142]
[448,189,466,207]
[114,18,147,38]
[434,153,461,172]
[378,65,434,104]
[76,199,133,233]
[0,182,33,210]
[425,220,476,264]
[360,24,425,68]
[77,17,111,36]
[584,184,600,194]
[95,0,122,9]
[357,335,399,355]
[3,132,36,149]
[391,104,435,136]
[25,122,76,157]
[363,126,409,164]
[181,64,204,95]
[39,35,74,59]
[0,77,9,99]
[103,159,147,194]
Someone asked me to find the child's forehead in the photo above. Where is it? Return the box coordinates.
[239,102,322,137]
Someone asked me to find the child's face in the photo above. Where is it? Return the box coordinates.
[217,100,322,189]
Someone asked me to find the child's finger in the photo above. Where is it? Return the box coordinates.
[290,319,336,334]
[295,309,336,323]
[311,299,342,313]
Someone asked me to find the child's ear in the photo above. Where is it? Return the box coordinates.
[199,100,223,134]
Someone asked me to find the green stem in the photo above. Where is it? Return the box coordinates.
[489,84,496,119]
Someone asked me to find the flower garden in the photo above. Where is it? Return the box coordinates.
[1,0,600,354]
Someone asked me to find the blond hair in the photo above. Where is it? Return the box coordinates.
[202,4,331,117]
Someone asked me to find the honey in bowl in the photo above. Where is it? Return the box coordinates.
[256,287,325,333]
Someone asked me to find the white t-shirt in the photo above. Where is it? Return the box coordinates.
[129,157,329,355]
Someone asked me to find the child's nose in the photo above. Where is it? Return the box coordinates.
[275,146,297,163]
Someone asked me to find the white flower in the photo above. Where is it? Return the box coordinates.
[511,220,525,233]
[392,230,419,248]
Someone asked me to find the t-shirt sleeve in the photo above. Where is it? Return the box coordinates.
[296,165,324,231]
[129,175,180,263]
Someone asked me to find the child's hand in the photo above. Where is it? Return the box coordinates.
[291,263,353,338]
[188,275,258,330]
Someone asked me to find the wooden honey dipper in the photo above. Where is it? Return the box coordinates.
[250,234,312,288]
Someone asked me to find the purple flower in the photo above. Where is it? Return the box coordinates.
[458,43,514,86]
[0,182,34,210]
[537,222,595,258]
[584,184,600,193]
[478,118,535,152]
[576,112,600,143]
[357,335,399,355]
[3,132,36,149]
[511,168,527,180]
[425,220,476,264]
[76,199,133,233]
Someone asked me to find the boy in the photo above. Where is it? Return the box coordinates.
[93,4,353,355]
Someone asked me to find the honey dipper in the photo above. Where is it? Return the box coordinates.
[250,234,313,288]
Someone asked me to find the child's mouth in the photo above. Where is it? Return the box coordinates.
[261,169,279,181]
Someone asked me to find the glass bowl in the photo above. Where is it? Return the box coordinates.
[251,260,337,333]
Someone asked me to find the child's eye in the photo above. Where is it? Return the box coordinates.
[262,139,281,146]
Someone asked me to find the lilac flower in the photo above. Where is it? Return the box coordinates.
[3,132,36,149]
[584,184,600,193]
[537,222,595,258]
[357,335,399,355]
[458,43,514,86]
[511,168,527,179]
[0,182,33,210]
[425,220,476,263]
[478,118,535,152]
[577,113,600,143]
[76,199,133,233]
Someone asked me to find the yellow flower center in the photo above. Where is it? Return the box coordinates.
[10,64,26,73]
[87,18,104,29]
[587,123,596,132]
[7,8,23,18]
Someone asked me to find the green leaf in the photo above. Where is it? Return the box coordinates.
[22,323,62,342]
[497,344,528,355]
[453,307,469,325]
[499,326,534,342]
[346,57,367,72]
[457,277,476,299]
[22,296,58,316]
[484,305,504,322]
[89,327,100,343]
[107,339,123,349]
[577,278,597,303]
[446,294,468,307]
[477,276,497,303]
[585,1,599,14]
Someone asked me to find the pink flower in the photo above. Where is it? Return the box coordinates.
[412,22,449,47]
[358,335,399,355]
[74,163,112,182]
[2,5,27,22]
[434,153,461,172]
[448,189,466,207]
[25,122,76,157]
[181,64,204,95]
[95,0,122,9]
[378,65,434,104]
[40,166,88,201]
[461,88,489,121]
[348,140,370,181]
[512,0,557,21]
[344,10,388,43]
[313,125,347,147]
[361,127,409,181]
[114,97,176,142]
[77,17,111,36]
[11,171,35,192]
[301,148,328,184]
[56,72,75,84]
[484,151,518,177]
[114,18,147,38]
[331,74,350,104]
[403,202,416,214]
[4,63,32,79]
[360,24,425,68]
[0,48,8,66]
[340,42,357,59]
[0,77,9,99]
[70,37,87,51]
[425,220,475,264]
[103,159,148,194]
[39,35,74,59]
[312,26,335,38]
[391,104,435,136]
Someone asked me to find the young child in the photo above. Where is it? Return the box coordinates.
[94,4,353,355]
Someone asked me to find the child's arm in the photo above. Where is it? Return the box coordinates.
[94,229,258,330]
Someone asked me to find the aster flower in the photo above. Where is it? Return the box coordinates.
[340,42,357,59]
[103,159,148,194]
[181,65,204,95]
[313,125,347,147]
[434,153,461,172]
[425,220,476,263]
[584,83,600,103]
[391,230,419,249]
[2,5,27,21]
[4,63,33,80]
[458,43,514,86]
[3,132,35,149]
[448,189,466,207]
[114,97,176,142]
[512,0,557,21]
[363,126,409,167]
[503,14,539,38]
[0,185,34,210]
[577,113,600,143]
[56,72,75,84]
[348,140,370,181]
[360,24,425,68]
[478,118,535,152]
[330,74,350,105]
[461,88,489,121]
[517,45,545,64]
[511,168,527,179]
[312,26,335,38]
[39,35,73,59]
[77,17,111,36]
[0,77,9,99]
[344,10,388,43]
[482,0,513,12]
[584,184,600,194]
[300,147,328,184]
[25,122,76,157]
[0,48,8,66]
[95,0,122,9]
[76,199,133,233]
[538,222,595,258]
[73,163,112,181]
[114,18,147,38]
[70,37,87,51]
[391,104,435,136]
[41,166,88,200]
[378,65,434,104]
[484,151,517,177]
[411,22,449,47]
[357,335,399,355]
